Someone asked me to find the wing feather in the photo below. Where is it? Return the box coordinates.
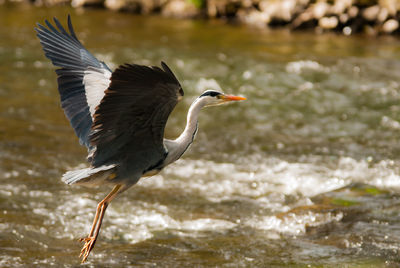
[89,62,183,176]
[35,15,111,148]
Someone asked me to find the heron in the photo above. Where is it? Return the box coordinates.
[35,16,246,263]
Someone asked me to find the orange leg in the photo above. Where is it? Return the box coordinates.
[79,184,122,263]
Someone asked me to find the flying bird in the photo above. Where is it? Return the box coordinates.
[35,15,246,263]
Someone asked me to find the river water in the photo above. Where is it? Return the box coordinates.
[1,4,400,267]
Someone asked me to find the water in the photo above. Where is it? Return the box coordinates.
[1,4,400,267]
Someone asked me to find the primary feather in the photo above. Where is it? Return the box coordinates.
[35,15,112,148]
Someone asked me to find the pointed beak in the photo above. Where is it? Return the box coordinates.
[220,94,246,101]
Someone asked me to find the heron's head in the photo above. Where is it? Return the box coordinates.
[199,90,246,107]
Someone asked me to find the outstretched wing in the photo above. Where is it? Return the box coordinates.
[89,62,184,174]
[35,15,111,148]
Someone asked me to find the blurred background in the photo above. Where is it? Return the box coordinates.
[2,0,400,267]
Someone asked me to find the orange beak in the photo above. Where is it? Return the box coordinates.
[220,95,246,101]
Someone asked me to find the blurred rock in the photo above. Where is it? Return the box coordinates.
[319,16,338,29]
[331,0,352,14]
[377,7,389,22]
[339,13,349,24]
[206,0,218,17]
[241,0,252,9]
[362,5,380,21]
[162,0,199,18]
[382,19,399,33]
[207,0,241,18]
[105,0,166,13]
[380,0,398,16]
[342,26,352,35]
[34,0,70,6]
[292,1,329,28]
[72,0,102,7]
[348,6,359,18]
[237,8,269,28]
[259,0,300,22]
[312,2,329,19]
[105,0,141,12]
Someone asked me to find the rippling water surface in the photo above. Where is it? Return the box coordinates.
[2,5,400,267]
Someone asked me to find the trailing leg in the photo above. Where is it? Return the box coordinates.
[79,185,122,263]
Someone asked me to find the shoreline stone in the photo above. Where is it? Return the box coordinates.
[162,0,200,18]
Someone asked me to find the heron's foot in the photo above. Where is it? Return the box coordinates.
[79,236,96,263]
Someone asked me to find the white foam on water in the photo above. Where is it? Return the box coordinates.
[143,155,399,235]
[77,203,237,243]
[179,218,236,232]
[245,211,344,236]
[2,153,399,244]
[162,156,400,201]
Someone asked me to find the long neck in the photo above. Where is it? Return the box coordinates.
[164,98,205,165]
[176,99,202,144]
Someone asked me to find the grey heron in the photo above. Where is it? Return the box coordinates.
[35,16,246,263]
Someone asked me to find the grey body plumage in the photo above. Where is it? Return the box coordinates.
[35,16,245,263]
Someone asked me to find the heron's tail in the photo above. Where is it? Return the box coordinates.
[62,164,116,185]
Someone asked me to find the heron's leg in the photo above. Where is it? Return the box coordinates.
[86,202,101,238]
[79,184,122,263]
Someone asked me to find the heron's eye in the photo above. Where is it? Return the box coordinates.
[200,91,222,98]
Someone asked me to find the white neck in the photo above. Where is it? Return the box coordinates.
[163,97,206,165]
[176,99,202,143]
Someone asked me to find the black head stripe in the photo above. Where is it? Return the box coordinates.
[200,91,222,98]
